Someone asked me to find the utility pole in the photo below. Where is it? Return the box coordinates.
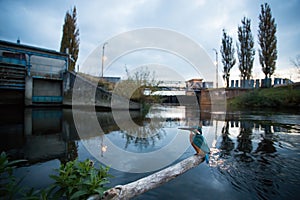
[213,48,218,88]
[101,42,108,78]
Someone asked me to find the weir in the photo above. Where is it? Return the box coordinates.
[0,40,140,110]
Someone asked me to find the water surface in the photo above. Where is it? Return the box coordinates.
[1,105,299,199]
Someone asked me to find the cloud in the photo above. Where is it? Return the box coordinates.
[0,0,299,82]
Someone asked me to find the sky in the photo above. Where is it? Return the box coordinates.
[1,0,300,84]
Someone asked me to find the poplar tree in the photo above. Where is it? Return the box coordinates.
[258,3,277,86]
[220,29,236,88]
[60,6,79,71]
[237,17,255,87]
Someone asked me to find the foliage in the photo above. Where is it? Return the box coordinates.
[220,29,236,88]
[60,6,80,71]
[49,159,112,200]
[0,152,26,199]
[113,66,161,103]
[258,3,277,82]
[228,86,300,108]
[237,17,255,84]
[0,152,112,200]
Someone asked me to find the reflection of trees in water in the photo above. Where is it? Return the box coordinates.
[252,124,280,199]
[119,116,167,151]
[255,124,276,154]
[214,119,284,199]
[235,121,254,162]
[219,121,235,157]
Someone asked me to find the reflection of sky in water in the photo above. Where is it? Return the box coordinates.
[105,105,191,153]
[2,106,298,199]
[107,127,180,153]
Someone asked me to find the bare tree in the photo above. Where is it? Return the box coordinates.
[291,54,300,78]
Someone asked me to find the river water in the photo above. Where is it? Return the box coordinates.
[1,105,300,199]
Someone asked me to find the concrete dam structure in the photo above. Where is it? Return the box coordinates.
[0,40,140,110]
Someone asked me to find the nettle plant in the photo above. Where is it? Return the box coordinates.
[0,152,112,200]
[49,159,112,200]
[0,152,26,199]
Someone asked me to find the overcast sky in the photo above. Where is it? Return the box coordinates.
[1,0,300,83]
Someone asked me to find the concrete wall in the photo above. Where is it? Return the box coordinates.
[33,79,62,96]
[199,88,250,105]
[64,72,141,110]
[25,78,63,105]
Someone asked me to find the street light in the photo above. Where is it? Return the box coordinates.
[212,48,218,88]
[101,42,108,78]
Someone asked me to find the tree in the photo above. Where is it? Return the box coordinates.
[291,54,300,78]
[113,66,161,103]
[258,3,277,84]
[60,6,79,71]
[220,29,236,88]
[237,17,255,87]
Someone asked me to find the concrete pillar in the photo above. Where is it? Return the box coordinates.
[250,79,254,88]
[25,76,33,106]
[235,80,239,88]
[255,79,260,88]
[231,80,234,88]
[240,79,245,88]
[261,79,265,87]
[63,72,70,93]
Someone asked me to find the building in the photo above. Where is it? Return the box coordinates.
[0,40,68,105]
[186,78,203,91]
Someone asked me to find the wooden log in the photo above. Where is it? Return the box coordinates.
[87,155,205,200]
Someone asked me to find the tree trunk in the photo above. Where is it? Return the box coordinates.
[226,77,230,88]
[88,155,205,200]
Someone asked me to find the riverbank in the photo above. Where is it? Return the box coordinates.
[227,84,300,109]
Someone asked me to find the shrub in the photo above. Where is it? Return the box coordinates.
[0,152,112,200]
[0,152,26,199]
[49,159,112,200]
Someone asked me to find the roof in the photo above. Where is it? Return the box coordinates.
[186,78,203,82]
[0,40,68,59]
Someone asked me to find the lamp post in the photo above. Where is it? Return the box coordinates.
[212,48,218,88]
[101,42,108,78]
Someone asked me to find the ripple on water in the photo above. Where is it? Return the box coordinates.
[209,144,300,200]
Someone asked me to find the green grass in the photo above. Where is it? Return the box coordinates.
[228,85,300,108]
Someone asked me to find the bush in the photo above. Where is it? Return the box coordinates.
[228,87,300,108]
[0,152,112,200]
[0,152,26,199]
[49,159,112,200]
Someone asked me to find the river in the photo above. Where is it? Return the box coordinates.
[1,105,300,199]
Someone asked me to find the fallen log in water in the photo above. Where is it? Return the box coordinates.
[88,155,205,200]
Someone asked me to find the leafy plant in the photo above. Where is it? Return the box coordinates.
[0,151,26,199]
[49,159,112,200]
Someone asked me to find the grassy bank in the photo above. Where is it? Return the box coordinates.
[228,85,300,109]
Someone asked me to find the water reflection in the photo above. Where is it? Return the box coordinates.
[210,115,300,200]
[0,106,299,199]
[219,121,234,156]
